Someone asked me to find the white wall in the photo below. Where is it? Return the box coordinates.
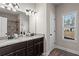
[35,3,47,34]
[46,4,55,55]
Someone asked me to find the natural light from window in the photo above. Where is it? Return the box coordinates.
[63,11,77,40]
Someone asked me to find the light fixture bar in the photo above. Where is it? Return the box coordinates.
[0,3,20,12]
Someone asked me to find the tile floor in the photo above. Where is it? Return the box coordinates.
[49,48,78,56]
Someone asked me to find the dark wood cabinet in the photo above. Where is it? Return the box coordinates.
[26,46,34,56]
[40,42,43,54]
[34,43,40,56]
[34,38,44,56]
[26,40,34,56]
[0,37,44,56]
[6,48,26,56]
[6,52,16,56]
[0,41,26,56]
[14,48,26,56]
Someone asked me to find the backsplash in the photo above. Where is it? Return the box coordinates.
[0,12,20,35]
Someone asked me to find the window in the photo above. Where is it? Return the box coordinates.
[63,12,77,40]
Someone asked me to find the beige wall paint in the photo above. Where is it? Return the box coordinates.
[55,4,79,51]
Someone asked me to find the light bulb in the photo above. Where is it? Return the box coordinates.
[8,3,13,8]
[12,8,16,12]
[15,5,19,9]
[0,5,5,8]
[2,3,6,4]
[7,7,11,10]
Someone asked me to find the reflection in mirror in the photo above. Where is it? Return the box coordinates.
[19,12,29,35]
[0,17,7,37]
[0,11,30,39]
[63,11,77,40]
[0,7,35,39]
[0,12,20,39]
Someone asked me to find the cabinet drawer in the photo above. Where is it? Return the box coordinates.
[34,37,43,43]
[0,41,26,55]
[39,42,43,54]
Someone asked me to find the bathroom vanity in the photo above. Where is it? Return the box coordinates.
[0,34,44,56]
[0,6,44,56]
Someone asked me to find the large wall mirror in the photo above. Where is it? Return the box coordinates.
[0,10,29,38]
[63,11,77,40]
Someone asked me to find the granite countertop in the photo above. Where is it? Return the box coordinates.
[0,34,44,48]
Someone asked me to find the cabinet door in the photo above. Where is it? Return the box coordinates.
[6,52,16,56]
[27,40,33,48]
[34,38,44,56]
[39,42,43,55]
[34,42,43,56]
[26,40,34,56]
[5,48,26,56]
[15,48,26,56]
[26,46,34,56]
[34,43,40,56]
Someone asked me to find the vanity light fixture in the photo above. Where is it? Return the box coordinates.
[0,5,5,8]
[0,3,20,12]
[26,9,37,15]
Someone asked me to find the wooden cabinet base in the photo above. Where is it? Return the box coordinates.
[0,37,44,56]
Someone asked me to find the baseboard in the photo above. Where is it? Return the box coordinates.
[46,51,51,56]
[42,51,51,56]
[42,48,54,56]
[55,44,79,55]
[42,53,46,56]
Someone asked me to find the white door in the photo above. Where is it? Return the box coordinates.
[49,16,55,51]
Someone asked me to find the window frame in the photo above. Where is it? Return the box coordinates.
[62,12,77,42]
